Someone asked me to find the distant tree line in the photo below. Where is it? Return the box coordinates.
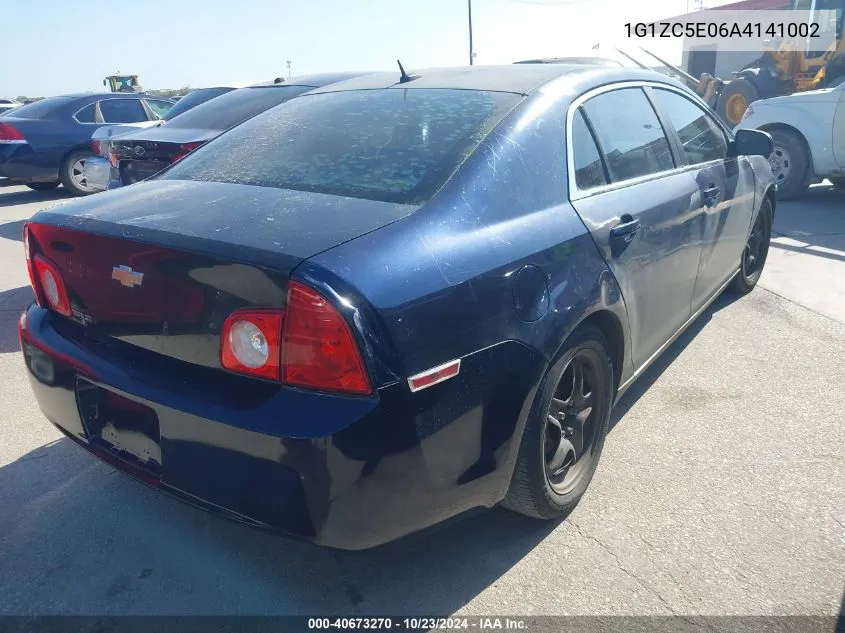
[11,85,193,103]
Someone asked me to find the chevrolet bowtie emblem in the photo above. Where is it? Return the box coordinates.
[111,265,144,288]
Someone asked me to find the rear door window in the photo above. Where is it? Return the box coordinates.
[163,88,521,204]
[571,109,608,190]
[582,88,675,183]
[99,99,148,123]
[650,88,728,165]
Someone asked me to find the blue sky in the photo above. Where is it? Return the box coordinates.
[3,0,709,97]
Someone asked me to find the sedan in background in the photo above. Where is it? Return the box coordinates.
[84,86,240,193]
[0,98,22,115]
[107,73,367,189]
[0,93,173,195]
[20,65,775,549]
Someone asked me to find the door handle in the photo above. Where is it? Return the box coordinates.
[610,215,641,244]
[701,184,721,207]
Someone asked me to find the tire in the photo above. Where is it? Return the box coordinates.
[767,129,810,200]
[503,325,614,520]
[829,177,845,190]
[716,78,759,127]
[729,197,773,294]
[59,150,97,196]
[25,181,59,191]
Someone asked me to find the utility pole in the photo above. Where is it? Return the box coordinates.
[286,60,292,79]
[468,0,474,65]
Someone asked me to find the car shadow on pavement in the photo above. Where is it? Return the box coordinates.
[771,183,845,257]
[610,290,742,431]
[0,286,33,353]
[0,188,71,208]
[0,219,26,241]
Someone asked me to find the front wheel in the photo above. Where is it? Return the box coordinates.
[768,129,810,200]
[729,197,773,294]
[503,325,614,520]
[60,150,98,196]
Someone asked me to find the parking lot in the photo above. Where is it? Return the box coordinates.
[0,179,842,617]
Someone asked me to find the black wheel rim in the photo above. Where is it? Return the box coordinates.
[742,207,769,280]
[543,349,604,495]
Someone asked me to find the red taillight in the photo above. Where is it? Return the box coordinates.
[0,122,25,143]
[220,309,283,380]
[218,282,371,394]
[282,281,370,395]
[32,255,72,317]
[173,142,203,162]
[91,140,102,155]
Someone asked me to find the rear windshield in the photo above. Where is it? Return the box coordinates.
[162,88,521,204]
[165,85,312,131]
[164,87,233,120]
[6,97,73,119]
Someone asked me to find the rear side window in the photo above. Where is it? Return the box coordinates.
[99,99,147,123]
[582,88,675,183]
[650,88,728,164]
[163,88,521,204]
[165,86,311,130]
[74,103,96,123]
[6,97,72,120]
[571,109,608,190]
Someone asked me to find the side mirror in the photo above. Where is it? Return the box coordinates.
[733,128,774,158]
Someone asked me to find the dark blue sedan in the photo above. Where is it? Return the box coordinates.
[19,65,775,549]
[0,93,173,195]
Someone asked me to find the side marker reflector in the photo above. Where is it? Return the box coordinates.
[407,359,461,392]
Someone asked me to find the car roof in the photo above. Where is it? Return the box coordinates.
[306,65,688,96]
[249,72,374,88]
[514,57,623,66]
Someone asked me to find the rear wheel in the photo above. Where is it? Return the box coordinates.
[768,129,810,200]
[729,197,773,294]
[26,181,59,191]
[504,326,613,520]
[60,150,98,196]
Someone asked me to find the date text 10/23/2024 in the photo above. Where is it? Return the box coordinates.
[307,617,528,631]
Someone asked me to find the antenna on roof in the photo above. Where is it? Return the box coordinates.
[396,60,419,84]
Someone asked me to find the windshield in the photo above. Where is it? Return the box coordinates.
[163,87,234,120]
[164,85,312,131]
[162,88,521,204]
[6,97,73,120]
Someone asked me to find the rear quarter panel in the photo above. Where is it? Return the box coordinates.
[304,89,632,506]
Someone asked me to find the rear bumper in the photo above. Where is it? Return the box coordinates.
[0,144,60,183]
[18,304,544,549]
[81,156,110,193]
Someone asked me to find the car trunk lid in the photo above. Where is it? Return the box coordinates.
[27,179,416,369]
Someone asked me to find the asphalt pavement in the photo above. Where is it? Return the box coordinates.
[0,179,842,617]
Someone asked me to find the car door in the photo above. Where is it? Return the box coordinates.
[97,98,149,124]
[648,86,755,311]
[568,86,704,368]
